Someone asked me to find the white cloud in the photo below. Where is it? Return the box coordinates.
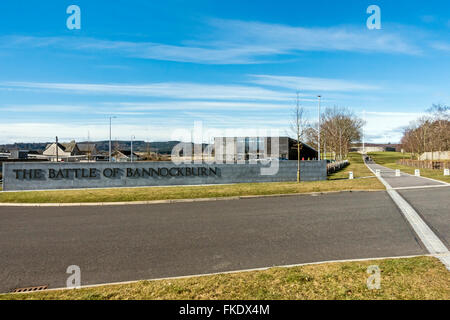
[1,81,292,101]
[0,122,169,144]
[0,18,423,65]
[363,111,424,143]
[0,35,281,65]
[0,110,424,144]
[1,74,380,104]
[207,19,422,56]
[0,104,89,113]
[248,75,380,92]
[430,41,450,52]
[106,101,293,110]
[0,120,287,144]
[1,101,296,115]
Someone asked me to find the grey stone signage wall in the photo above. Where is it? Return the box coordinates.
[2,161,327,191]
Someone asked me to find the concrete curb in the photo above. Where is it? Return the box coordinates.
[4,254,429,295]
[0,189,384,207]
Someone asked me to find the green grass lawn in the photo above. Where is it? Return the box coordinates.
[0,178,383,204]
[2,256,448,300]
[328,152,375,180]
[368,152,450,183]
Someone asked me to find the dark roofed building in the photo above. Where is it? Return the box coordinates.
[77,143,98,160]
[9,149,29,160]
[61,141,80,154]
[214,137,318,162]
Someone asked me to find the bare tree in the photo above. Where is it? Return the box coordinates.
[427,104,450,153]
[304,126,319,150]
[401,105,449,160]
[319,107,364,160]
[290,91,309,182]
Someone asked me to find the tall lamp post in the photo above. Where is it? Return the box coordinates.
[55,136,59,162]
[317,95,321,161]
[130,135,135,163]
[109,116,117,162]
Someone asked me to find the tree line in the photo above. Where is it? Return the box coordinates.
[291,98,365,161]
[400,104,450,159]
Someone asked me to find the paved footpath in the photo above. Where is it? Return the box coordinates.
[366,162,449,189]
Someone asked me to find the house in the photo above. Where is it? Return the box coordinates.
[43,140,82,161]
[0,153,9,160]
[9,149,29,160]
[351,143,399,153]
[77,143,98,160]
[111,150,142,162]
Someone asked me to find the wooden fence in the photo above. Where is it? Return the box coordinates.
[397,159,450,170]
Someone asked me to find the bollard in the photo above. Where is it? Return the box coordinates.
[349,171,354,180]
[415,169,420,177]
[444,168,449,176]
[375,169,381,177]
[395,169,401,177]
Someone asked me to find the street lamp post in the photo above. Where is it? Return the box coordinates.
[317,95,321,161]
[109,116,116,162]
[131,135,135,163]
[55,136,59,162]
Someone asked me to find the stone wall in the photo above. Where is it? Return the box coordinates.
[419,151,450,160]
[2,160,327,191]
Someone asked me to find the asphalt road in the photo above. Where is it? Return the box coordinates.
[399,188,450,248]
[365,162,449,249]
[0,191,426,293]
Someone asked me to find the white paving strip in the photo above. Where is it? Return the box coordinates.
[366,161,450,270]
[437,253,450,270]
[386,189,448,254]
[391,185,450,191]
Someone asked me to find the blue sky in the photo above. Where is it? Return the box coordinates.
[0,0,449,144]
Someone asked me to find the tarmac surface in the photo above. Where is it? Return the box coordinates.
[0,190,426,292]
[0,160,448,293]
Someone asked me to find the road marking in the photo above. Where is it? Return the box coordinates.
[391,185,450,191]
[365,161,450,270]
[386,188,448,254]
[438,253,450,270]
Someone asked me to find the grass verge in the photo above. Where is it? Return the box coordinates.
[328,152,374,180]
[0,178,383,203]
[1,256,448,300]
[368,152,450,184]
